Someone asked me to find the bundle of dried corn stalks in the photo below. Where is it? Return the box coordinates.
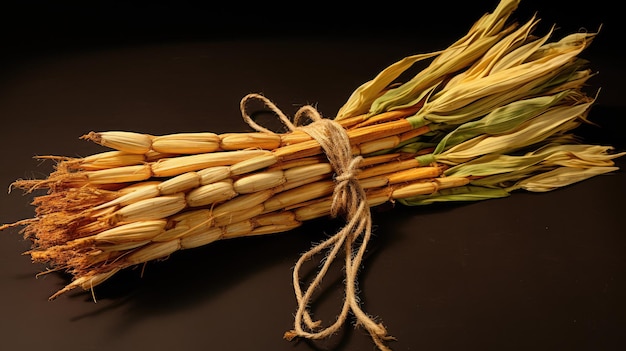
[2,0,623,350]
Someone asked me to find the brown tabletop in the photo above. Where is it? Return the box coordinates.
[1,1,624,350]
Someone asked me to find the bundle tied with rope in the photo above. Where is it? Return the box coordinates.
[241,94,391,348]
[1,0,624,350]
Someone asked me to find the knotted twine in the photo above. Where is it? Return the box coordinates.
[240,93,394,351]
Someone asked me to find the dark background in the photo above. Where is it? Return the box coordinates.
[0,1,622,56]
[1,1,624,350]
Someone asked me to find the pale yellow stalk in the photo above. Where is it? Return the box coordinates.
[185,180,237,207]
[219,132,282,150]
[151,150,271,177]
[82,131,153,154]
[151,133,221,154]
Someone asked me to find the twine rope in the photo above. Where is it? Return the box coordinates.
[240,93,394,351]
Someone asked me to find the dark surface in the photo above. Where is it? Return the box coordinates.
[1,1,625,350]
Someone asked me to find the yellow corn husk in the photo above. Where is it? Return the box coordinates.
[151,132,221,154]
[108,193,187,224]
[219,132,282,150]
[233,170,285,194]
[82,131,153,154]
[196,166,232,184]
[230,154,280,176]
[91,220,167,243]
[185,180,237,207]
[151,150,270,177]
[49,269,122,300]
[86,164,153,184]
[213,203,266,227]
[263,181,335,213]
[359,166,443,189]
[179,226,223,249]
[125,240,181,265]
[70,150,147,171]
[212,190,274,218]
[390,176,471,199]
[158,172,202,194]
[93,183,159,210]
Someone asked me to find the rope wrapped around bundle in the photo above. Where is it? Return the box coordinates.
[242,93,392,349]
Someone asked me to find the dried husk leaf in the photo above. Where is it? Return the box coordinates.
[82,131,153,154]
[185,180,236,207]
[151,133,220,154]
[151,150,270,177]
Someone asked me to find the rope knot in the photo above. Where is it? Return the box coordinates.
[330,155,362,218]
[240,93,394,351]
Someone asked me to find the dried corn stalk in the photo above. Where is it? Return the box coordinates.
[1,0,623,350]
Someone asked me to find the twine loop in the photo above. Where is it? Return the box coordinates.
[240,93,394,351]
